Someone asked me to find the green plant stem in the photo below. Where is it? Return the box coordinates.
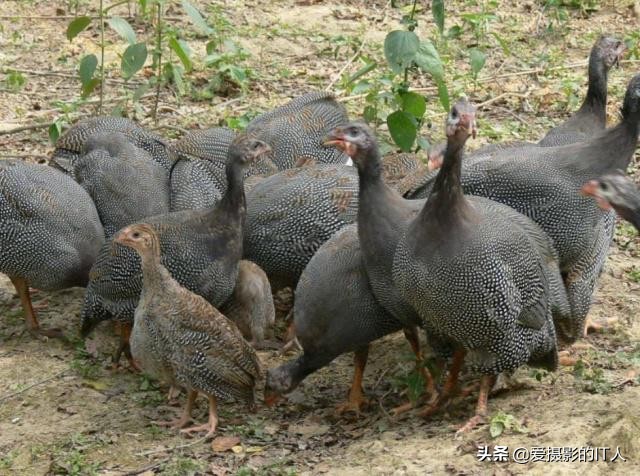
[153,1,163,122]
[99,0,105,114]
[409,0,418,22]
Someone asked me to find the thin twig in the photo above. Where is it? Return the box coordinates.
[0,122,54,136]
[135,435,208,457]
[117,458,169,476]
[326,36,368,92]
[0,369,69,404]
[0,68,141,85]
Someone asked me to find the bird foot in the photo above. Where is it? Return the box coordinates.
[153,415,191,430]
[180,421,217,438]
[167,386,181,405]
[584,316,618,337]
[251,339,282,351]
[558,350,578,367]
[455,414,486,437]
[28,326,66,341]
[279,337,302,355]
[335,394,369,416]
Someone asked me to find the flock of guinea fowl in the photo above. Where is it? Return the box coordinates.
[1,34,639,437]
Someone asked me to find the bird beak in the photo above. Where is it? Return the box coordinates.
[459,114,478,139]
[324,129,357,157]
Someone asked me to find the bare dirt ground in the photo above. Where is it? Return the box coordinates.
[1,1,640,475]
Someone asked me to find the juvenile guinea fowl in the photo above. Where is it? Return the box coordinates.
[246,91,350,168]
[74,131,171,237]
[80,135,271,362]
[220,260,275,347]
[51,116,174,177]
[538,36,625,147]
[169,128,278,211]
[407,74,640,342]
[265,224,423,414]
[117,224,261,436]
[393,99,565,433]
[582,174,640,231]
[0,161,104,337]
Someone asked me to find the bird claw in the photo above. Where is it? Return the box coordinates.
[455,414,486,437]
[180,422,217,438]
[335,396,369,416]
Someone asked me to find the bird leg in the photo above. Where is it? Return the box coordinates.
[336,346,370,415]
[418,349,466,418]
[154,389,197,429]
[583,316,619,337]
[455,374,495,436]
[111,322,140,371]
[390,327,439,416]
[181,394,218,437]
[167,385,181,405]
[9,276,64,339]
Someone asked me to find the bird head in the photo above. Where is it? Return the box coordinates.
[229,135,272,166]
[113,223,160,257]
[324,122,377,165]
[596,36,626,70]
[446,98,477,141]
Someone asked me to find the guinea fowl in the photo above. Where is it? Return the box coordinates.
[324,123,437,405]
[74,131,170,237]
[244,153,423,292]
[0,161,104,337]
[117,224,261,436]
[420,36,625,175]
[265,224,422,414]
[244,164,359,291]
[582,174,640,231]
[246,91,350,168]
[393,99,565,433]
[538,36,625,147]
[407,74,640,342]
[50,116,174,178]
[220,260,275,347]
[80,135,271,364]
[169,128,278,211]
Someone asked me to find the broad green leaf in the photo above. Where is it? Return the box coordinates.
[78,54,98,88]
[108,16,137,45]
[180,0,213,34]
[432,0,445,35]
[470,48,486,77]
[348,62,377,84]
[387,110,417,152]
[489,421,504,438]
[416,136,430,152]
[168,37,192,71]
[384,30,419,74]
[132,82,151,102]
[121,42,148,79]
[363,105,377,123]
[138,0,148,14]
[66,16,91,41]
[414,40,444,81]
[435,78,450,112]
[400,91,426,119]
[48,121,63,144]
[81,78,100,98]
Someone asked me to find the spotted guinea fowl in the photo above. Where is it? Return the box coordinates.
[169,128,279,211]
[117,224,261,436]
[582,173,640,231]
[244,152,423,291]
[220,260,275,347]
[266,224,421,414]
[50,116,174,178]
[80,135,271,363]
[246,91,350,168]
[538,36,625,147]
[421,36,625,175]
[325,123,439,407]
[0,161,104,337]
[74,131,170,237]
[244,164,358,290]
[407,74,640,342]
[393,99,566,433]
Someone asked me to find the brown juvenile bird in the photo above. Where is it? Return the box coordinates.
[115,224,262,436]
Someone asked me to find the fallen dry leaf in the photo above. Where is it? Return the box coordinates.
[211,435,241,452]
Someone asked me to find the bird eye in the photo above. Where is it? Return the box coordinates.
[600,182,609,191]
[451,108,458,119]
[132,232,140,238]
